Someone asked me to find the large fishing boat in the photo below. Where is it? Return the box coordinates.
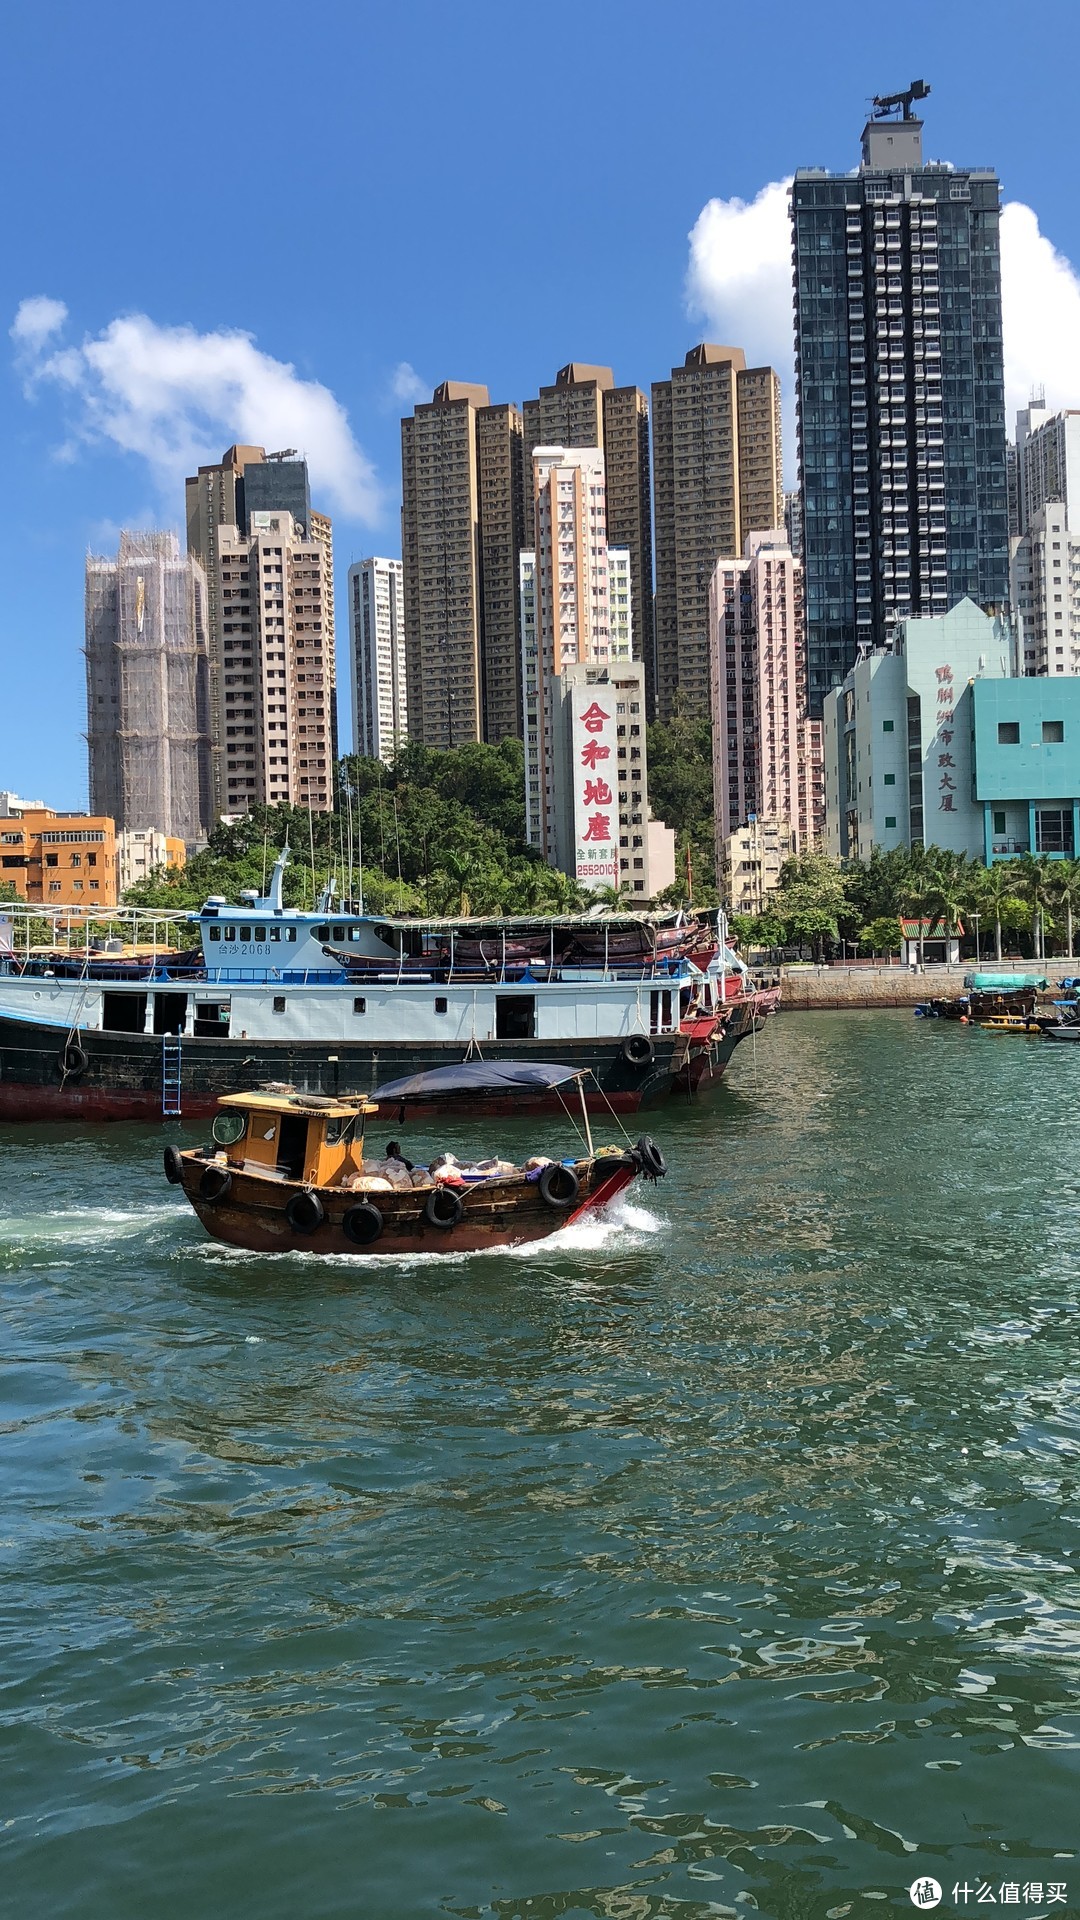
[0,850,778,1121]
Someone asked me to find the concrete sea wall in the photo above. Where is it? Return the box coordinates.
[776,962,1078,1011]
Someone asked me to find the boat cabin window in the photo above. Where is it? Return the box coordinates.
[314,924,330,941]
[332,925,346,941]
[273,997,286,1014]
[353,997,366,1014]
[208,927,221,942]
[153,992,187,1036]
[239,927,251,941]
[649,989,673,1034]
[286,928,296,942]
[223,927,235,941]
[325,1115,360,1147]
[194,1000,231,1038]
[435,997,448,1014]
[348,926,363,941]
[269,927,281,942]
[254,926,266,941]
[212,1110,248,1146]
[276,1113,308,1179]
[496,994,535,1040]
[102,991,147,1034]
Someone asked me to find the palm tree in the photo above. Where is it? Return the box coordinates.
[591,881,632,910]
[973,859,1018,963]
[1015,853,1057,961]
[1052,858,1080,961]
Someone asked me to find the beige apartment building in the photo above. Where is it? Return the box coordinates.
[400,381,526,747]
[722,816,795,917]
[522,365,654,710]
[214,511,335,814]
[652,344,782,721]
[185,446,334,815]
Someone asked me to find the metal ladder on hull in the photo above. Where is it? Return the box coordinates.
[161,1033,182,1117]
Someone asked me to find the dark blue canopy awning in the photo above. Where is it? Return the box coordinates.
[371,1061,585,1101]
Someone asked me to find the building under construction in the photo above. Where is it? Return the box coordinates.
[85,531,213,848]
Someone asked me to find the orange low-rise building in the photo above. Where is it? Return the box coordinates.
[0,810,119,909]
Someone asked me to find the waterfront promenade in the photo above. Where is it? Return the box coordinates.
[778,959,1077,1010]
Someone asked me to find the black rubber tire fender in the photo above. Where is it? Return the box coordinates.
[538,1162,580,1209]
[342,1202,384,1247]
[163,1146,184,1186]
[635,1134,667,1179]
[199,1163,233,1203]
[620,1033,654,1069]
[59,1041,89,1079]
[285,1190,325,1234]
[423,1186,464,1230]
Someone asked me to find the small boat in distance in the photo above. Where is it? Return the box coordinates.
[164,1061,667,1257]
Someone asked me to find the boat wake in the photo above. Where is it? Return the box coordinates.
[189,1196,667,1275]
[0,1203,184,1248]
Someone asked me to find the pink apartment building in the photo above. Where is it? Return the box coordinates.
[708,529,823,871]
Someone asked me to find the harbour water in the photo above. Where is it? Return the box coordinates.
[3,1010,1080,1918]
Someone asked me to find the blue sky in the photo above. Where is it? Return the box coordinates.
[4,0,1079,808]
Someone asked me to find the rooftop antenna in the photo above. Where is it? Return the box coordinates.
[871,78,930,121]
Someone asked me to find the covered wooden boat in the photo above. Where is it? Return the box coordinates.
[164,1061,666,1256]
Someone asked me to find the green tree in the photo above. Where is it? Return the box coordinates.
[1051,858,1080,960]
[859,915,903,957]
[1015,853,1057,961]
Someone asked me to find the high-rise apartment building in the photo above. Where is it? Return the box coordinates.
[1014,404,1080,534]
[349,558,407,762]
[185,446,335,814]
[85,531,213,847]
[522,365,654,707]
[1010,502,1080,676]
[400,382,525,748]
[708,529,820,859]
[792,100,1009,714]
[213,510,335,814]
[652,345,783,721]
[519,446,674,895]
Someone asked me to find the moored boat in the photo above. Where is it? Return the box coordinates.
[0,848,775,1121]
[165,1063,665,1257]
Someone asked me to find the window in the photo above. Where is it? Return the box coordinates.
[1043,720,1064,744]
[434,996,448,1014]
[998,722,1020,745]
[884,772,896,786]
[1035,808,1074,855]
[882,719,894,732]
[272,996,286,1014]
[993,810,1007,835]
[269,927,281,942]
[208,927,221,942]
[353,996,366,1014]
[884,815,897,829]
[45,853,58,868]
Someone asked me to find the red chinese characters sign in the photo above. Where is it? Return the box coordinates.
[935,665,955,812]
[571,691,619,887]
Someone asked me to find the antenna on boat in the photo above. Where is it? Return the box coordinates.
[268,839,290,913]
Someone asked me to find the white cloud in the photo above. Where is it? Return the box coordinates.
[686,182,1080,465]
[686,180,795,387]
[12,302,381,524]
[999,202,1080,425]
[389,360,429,406]
[10,294,68,350]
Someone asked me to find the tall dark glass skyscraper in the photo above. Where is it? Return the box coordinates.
[792,103,1009,714]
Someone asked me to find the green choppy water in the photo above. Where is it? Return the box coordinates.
[2,1010,1080,1919]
